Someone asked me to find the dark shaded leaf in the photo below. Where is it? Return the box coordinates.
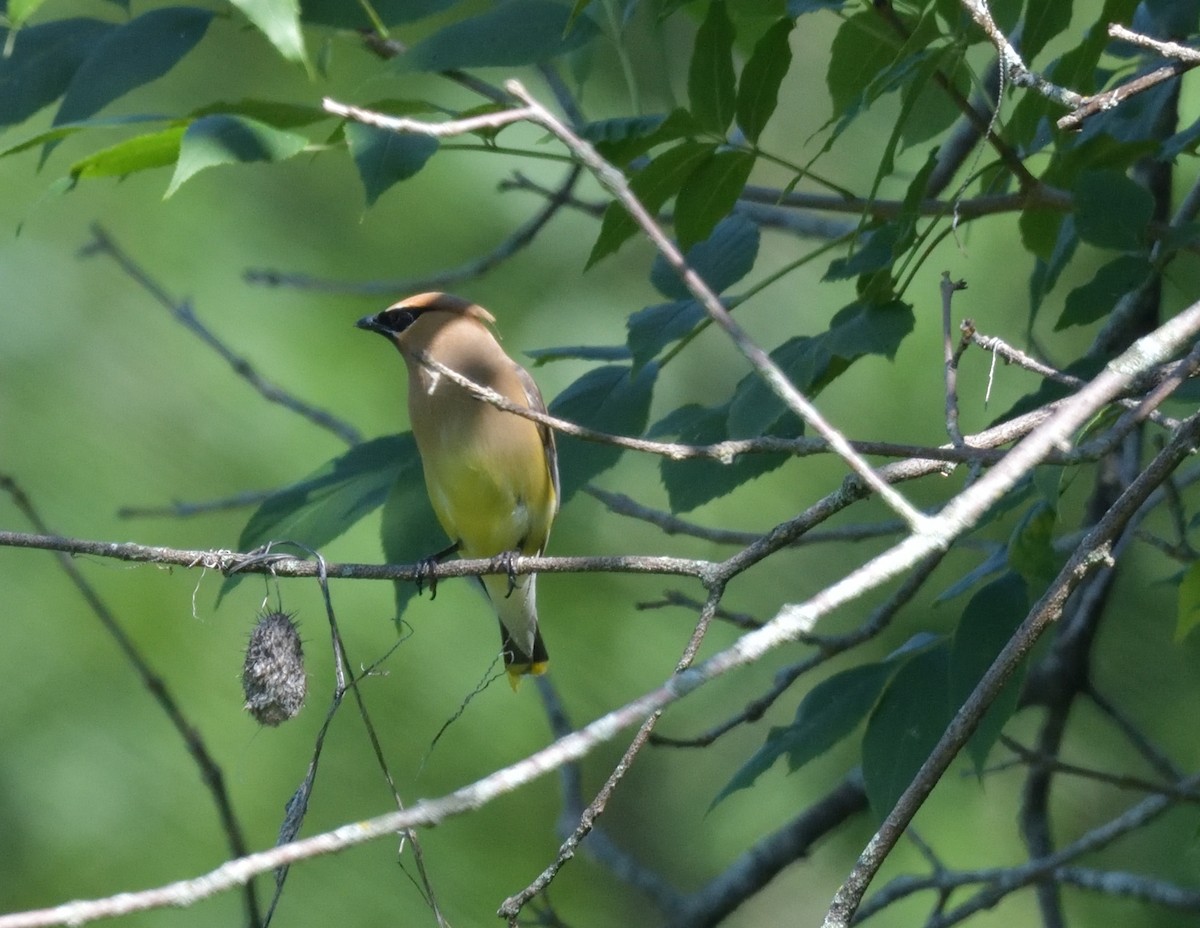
[166,114,308,196]
[1029,215,1079,322]
[300,0,456,28]
[0,18,115,128]
[949,572,1029,775]
[788,0,846,13]
[345,122,439,206]
[1056,254,1152,330]
[688,0,737,134]
[380,457,449,616]
[1176,561,1200,642]
[736,17,793,143]
[550,364,658,503]
[398,0,598,72]
[862,642,952,819]
[713,660,897,805]
[1021,0,1073,63]
[587,141,715,268]
[1074,171,1154,251]
[1007,502,1061,589]
[826,11,896,117]
[525,345,632,365]
[627,301,705,369]
[673,148,756,251]
[582,109,699,165]
[54,7,214,127]
[650,212,760,299]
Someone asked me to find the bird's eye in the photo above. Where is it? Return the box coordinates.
[382,308,419,332]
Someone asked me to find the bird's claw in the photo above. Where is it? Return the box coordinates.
[493,551,519,598]
[415,556,440,600]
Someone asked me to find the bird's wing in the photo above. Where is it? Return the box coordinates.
[514,361,560,514]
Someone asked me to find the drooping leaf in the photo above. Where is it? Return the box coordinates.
[650,212,760,300]
[166,114,309,197]
[587,141,715,268]
[398,0,598,72]
[735,16,793,143]
[688,0,737,134]
[230,0,309,67]
[1073,170,1154,251]
[1056,254,1152,330]
[673,148,756,251]
[826,11,896,118]
[0,114,169,163]
[69,126,186,180]
[948,572,1030,775]
[344,122,439,206]
[0,18,116,128]
[1175,561,1200,641]
[1021,0,1074,63]
[380,457,449,617]
[862,642,952,819]
[550,363,658,503]
[713,660,897,805]
[53,7,214,127]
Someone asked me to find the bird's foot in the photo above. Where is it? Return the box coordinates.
[492,550,519,598]
[415,541,459,600]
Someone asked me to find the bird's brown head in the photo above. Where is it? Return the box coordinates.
[356,291,495,343]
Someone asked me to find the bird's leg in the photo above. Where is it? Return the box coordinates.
[491,550,520,598]
[415,541,459,599]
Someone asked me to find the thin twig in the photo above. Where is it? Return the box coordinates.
[941,273,968,447]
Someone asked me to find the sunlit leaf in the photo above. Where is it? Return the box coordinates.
[166,114,308,197]
[230,0,309,68]
[69,126,186,179]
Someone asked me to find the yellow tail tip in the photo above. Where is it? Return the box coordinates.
[505,660,549,690]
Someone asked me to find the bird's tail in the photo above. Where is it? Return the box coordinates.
[479,572,548,689]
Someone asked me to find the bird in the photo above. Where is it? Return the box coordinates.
[356,292,559,687]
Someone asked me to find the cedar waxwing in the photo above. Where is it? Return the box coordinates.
[357,292,559,687]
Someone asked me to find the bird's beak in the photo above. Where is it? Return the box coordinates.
[356,313,387,335]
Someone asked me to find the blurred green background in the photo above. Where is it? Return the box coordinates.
[4,1,1200,926]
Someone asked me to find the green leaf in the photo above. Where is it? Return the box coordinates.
[1028,215,1078,321]
[8,0,51,25]
[230,0,309,68]
[166,115,308,197]
[627,301,706,368]
[0,115,170,162]
[713,660,896,806]
[344,122,439,206]
[1056,254,1152,330]
[824,223,906,281]
[1176,561,1200,642]
[826,11,896,117]
[582,109,701,165]
[191,99,331,128]
[586,140,715,268]
[550,363,658,503]
[398,0,598,72]
[949,572,1030,775]
[650,212,760,300]
[654,402,794,512]
[379,456,449,617]
[525,345,632,366]
[1073,170,1154,251]
[1021,0,1073,63]
[688,0,737,134]
[1006,502,1061,589]
[69,126,186,179]
[735,16,792,143]
[0,18,116,129]
[673,148,756,251]
[862,642,952,819]
[299,0,456,28]
[53,7,215,127]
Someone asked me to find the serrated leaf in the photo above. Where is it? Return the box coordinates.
[713,660,896,806]
[688,0,737,134]
[586,141,715,268]
[1056,254,1152,330]
[650,212,760,299]
[1074,170,1154,251]
[398,0,598,72]
[862,643,952,819]
[0,18,116,129]
[69,126,186,179]
[166,114,308,197]
[673,148,755,251]
[344,122,439,206]
[550,363,658,503]
[949,572,1029,775]
[736,16,792,143]
[53,7,214,127]
[299,0,456,28]
[1176,561,1200,642]
[231,0,308,67]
